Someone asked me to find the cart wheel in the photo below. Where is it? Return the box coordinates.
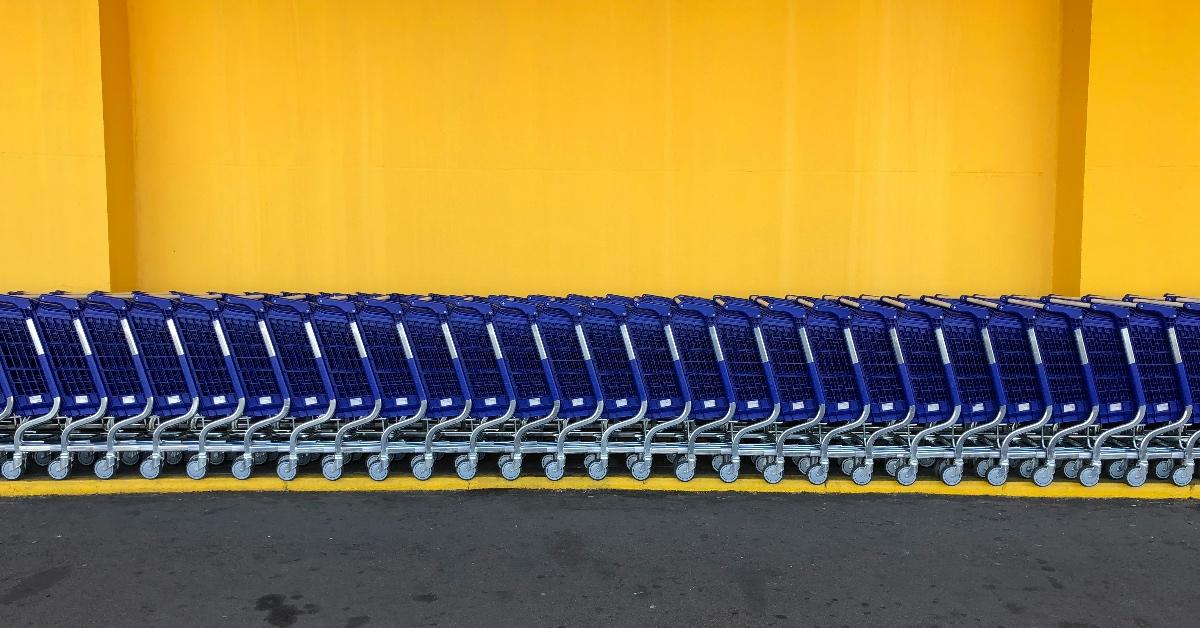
[665,453,679,465]
[588,459,608,481]
[884,458,902,477]
[754,456,769,473]
[1017,458,1037,479]
[48,457,71,480]
[321,456,343,481]
[540,454,555,469]
[76,451,95,466]
[208,451,226,466]
[940,463,963,486]
[625,454,639,471]
[796,456,815,474]
[1032,465,1054,487]
[711,455,727,473]
[1078,464,1101,487]
[631,460,652,481]
[500,458,521,481]
[164,450,184,466]
[674,459,695,482]
[186,455,207,480]
[919,457,936,468]
[544,459,565,481]
[252,452,268,466]
[1107,459,1128,480]
[896,463,918,486]
[120,451,140,467]
[139,457,162,480]
[1125,464,1147,488]
[933,460,948,476]
[231,456,253,480]
[367,455,390,481]
[1172,464,1193,487]
[806,463,829,486]
[32,451,53,467]
[974,459,993,478]
[1154,459,1174,480]
[717,462,738,484]
[455,457,477,481]
[276,457,298,481]
[1062,459,1082,479]
[840,457,857,476]
[411,458,433,481]
[986,465,1007,487]
[761,462,783,485]
[1,458,24,480]
[93,457,115,480]
[851,464,873,486]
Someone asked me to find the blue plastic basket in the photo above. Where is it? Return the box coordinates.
[354,298,426,419]
[625,299,689,420]
[981,304,1046,424]
[755,298,822,421]
[1171,305,1200,423]
[127,297,197,418]
[438,299,512,419]
[171,297,243,417]
[668,303,729,420]
[80,296,151,418]
[33,296,105,418]
[935,303,1003,423]
[487,301,557,419]
[884,303,956,426]
[400,299,469,419]
[264,298,334,418]
[534,303,599,419]
[0,295,58,416]
[310,298,380,419]
[1078,309,1138,426]
[579,300,643,420]
[795,300,863,423]
[215,297,288,418]
[842,301,909,424]
[1126,309,1183,425]
[1030,306,1091,424]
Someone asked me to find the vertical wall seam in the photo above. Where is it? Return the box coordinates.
[1051,0,1093,296]
[98,0,137,291]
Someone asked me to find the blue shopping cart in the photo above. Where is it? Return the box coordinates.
[533,300,603,481]
[1149,297,1200,485]
[669,296,737,482]
[577,297,648,481]
[0,295,62,480]
[621,296,691,480]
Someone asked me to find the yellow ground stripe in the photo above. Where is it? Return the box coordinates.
[0,473,1195,499]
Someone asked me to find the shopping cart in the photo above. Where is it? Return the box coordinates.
[669,296,736,482]
[577,298,648,481]
[0,295,62,480]
[534,300,603,481]
[1154,296,1200,485]
[622,296,691,481]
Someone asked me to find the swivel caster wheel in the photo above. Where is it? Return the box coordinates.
[540,454,555,469]
[139,457,162,480]
[718,462,738,484]
[1017,458,1037,479]
[207,451,226,466]
[674,459,696,482]
[851,464,873,486]
[500,458,522,481]
[1154,459,1174,480]
[186,455,207,480]
[1172,464,1193,487]
[587,459,608,481]
[76,451,95,466]
[896,464,918,486]
[276,457,298,481]
[986,465,1008,487]
[32,451,53,467]
[231,456,254,480]
[762,462,784,485]
[625,454,639,471]
[455,456,478,481]
[631,459,652,481]
[933,460,949,476]
[164,450,184,466]
[665,453,679,465]
[321,456,344,481]
[884,458,902,477]
[806,463,829,486]
[1032,465,1054,487]
[48,457,71,480]
[1107,459,1128,480]
[1062,459,1082,479]
[583,454,598,469]
[93,457,115,480]
[919,457,936,468]
[120,451,140,467]
[544,459,565,481]
[366,455,389,481]
[1125,464,1147,488]
[1079,464,1101,487]
[974,459,993,478]
[796,456,816,474]
[711,455,728,473]
[940,463,963,486]
[411,458,433,481]
[2,458,24,480]
[840,457,857,476]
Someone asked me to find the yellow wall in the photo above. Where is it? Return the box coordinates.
[1079,0,1200,296]
[121,0,1065,296]
[0,0,111,290]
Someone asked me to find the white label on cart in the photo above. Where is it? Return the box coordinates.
[972,403,985,412]
[792,401,805,411]
[213,395,226,405]
[837,401,850,410]
[747,400,760,409]
[25,319,44,355]
[1017,402,1030,412]
[440,398,453,407]
[75,395,89,404]
[1063,403,1076,412]
[927,403,940,412]
[29,394,43,404]
[349,397,362,407]
[484,397,497,407]
[120,318,139,355]
[258,321,276,357]
[529,397,541,407]
[1109,402,1122,412]
[703,399,716,409]
[122,395,136,405]
[167,395,181,405]
[213,320,230,356]
[73,319,92,355]
[659,399,672,408]
[615,398,628,408]
[395,397,408,406]
[571,398,584,407]
[167,319,184,356]
[881,402,894,411]
[1157,402,1170,412]
[304,396,318,406]
[258,396,272,406]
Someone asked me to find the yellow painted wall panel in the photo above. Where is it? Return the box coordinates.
[1080,0,1200,295]
[0,0,111,290]
[125,0,1064,294]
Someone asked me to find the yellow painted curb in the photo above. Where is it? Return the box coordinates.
[0,472,1194,499]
